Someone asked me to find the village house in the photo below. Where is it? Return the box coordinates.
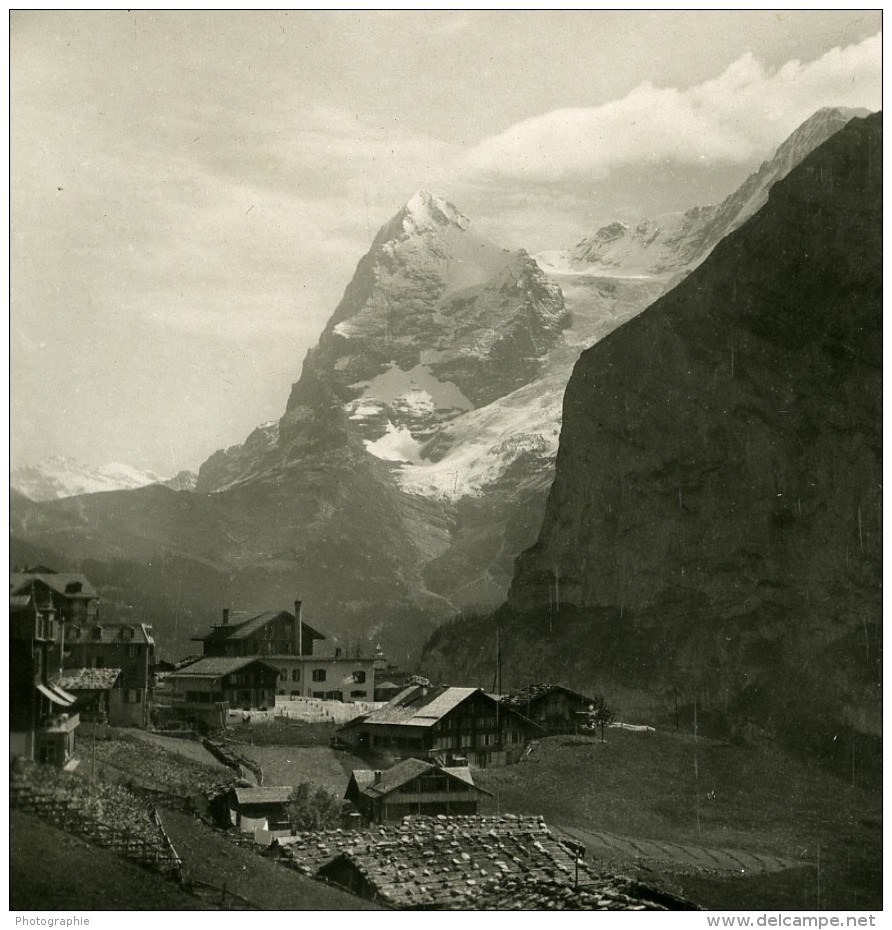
[9,568,94,767]
[192,601,376,703]
[62,621,155,726]
[167,656,279,727]
[345,758,489,822]
[337,681,541,768]
[500,684,598,735]
[229,786,293,833]
[55,667,122,724]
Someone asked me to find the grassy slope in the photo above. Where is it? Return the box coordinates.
[159,807,381,910]
[474,730,881,910]
[10,810,208,910]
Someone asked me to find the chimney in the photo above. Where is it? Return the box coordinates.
[294,600,303,656]
[222,608,229,625]
[374,770,382,784]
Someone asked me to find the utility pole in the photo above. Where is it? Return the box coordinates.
[694,698,701,833]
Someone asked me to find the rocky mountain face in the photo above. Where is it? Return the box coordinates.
[426,114,882,746]
[10,456,197,501]
[546,107,870,276]
[197,193,568,494]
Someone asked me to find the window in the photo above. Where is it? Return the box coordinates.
[350,689,366,698]
[127,644,138,657]
[312,669,326,683]
[312,691,325,699]
[279,669,288,681]
[292,669,300,682]
[352,670,366,684]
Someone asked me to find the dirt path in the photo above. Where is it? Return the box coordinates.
[556,824,803,875]
[158,807,381,910]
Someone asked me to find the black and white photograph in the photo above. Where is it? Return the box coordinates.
[8,9,882,916]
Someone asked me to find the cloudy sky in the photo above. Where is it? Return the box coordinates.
[10,11,882,475]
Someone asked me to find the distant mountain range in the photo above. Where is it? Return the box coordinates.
[9,108,871,674]
[11,457,196,501]
[538,107,870,277]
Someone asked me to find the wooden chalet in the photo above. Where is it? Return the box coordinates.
[338,682,541,767]
[345,758,489,822]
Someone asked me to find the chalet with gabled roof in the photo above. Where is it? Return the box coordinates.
[338,682,541,767]
[500,684,598,734]
[191,601,376,703]
[167,656,279,727]
[345,758,489,822]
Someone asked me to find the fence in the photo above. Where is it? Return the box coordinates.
[11,774,183,879]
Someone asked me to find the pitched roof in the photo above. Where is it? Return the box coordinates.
[274,815,685,909]
[197,609,326,644]
[500,684,595,709]
[233,786,293,806]
[345,685,542,733]
[168,656,279,680]
[356,685,479,729]
[10,572,98,601]
[56,667,122,691]
[350,760,488,800]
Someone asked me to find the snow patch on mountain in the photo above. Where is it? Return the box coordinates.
[365,422,425,464]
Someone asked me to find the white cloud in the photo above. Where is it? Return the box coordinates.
[466,32,882,181]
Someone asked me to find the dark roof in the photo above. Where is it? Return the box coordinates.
[500,684,595,709]
[10,572,98,601]
[350,759,488,800]
[233,786,293,806]
[275,815,685,909]
[67,622,155,646]
[168,656,279,680]
[56,667,122,691]
[196,609,326,644]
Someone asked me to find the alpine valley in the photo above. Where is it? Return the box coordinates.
[10,107,877,708]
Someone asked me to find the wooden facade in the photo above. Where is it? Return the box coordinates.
[345,759,487,823]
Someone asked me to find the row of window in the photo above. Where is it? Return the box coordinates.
[275,668,367,684]
[275,689,368,699]
[437,716,500,731]
[431,731,524,750]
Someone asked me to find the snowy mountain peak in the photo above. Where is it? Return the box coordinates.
[400,190,470,235]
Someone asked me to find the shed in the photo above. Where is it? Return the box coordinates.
[229,785,294,832]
